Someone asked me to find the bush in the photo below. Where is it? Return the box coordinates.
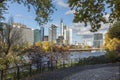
[77,55,108,65]
[105,51,118,63]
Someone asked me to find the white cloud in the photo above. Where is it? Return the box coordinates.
[71,14,110,35]
[71,22,110,39]
[97,23,110,33]
[65,10,75,15]
[71,23,92,35]
[54,0,68,8]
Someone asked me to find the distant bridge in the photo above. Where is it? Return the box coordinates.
[69,48,102,52]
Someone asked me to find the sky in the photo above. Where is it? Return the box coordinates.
[4,0,110,45]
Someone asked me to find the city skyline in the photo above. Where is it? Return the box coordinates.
[4,0,110,44]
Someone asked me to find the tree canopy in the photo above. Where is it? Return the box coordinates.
[108,21,120,39]
[68,0,120,32]
[1,0,120,31]
[103,21,120,61]
[0,0,55,25]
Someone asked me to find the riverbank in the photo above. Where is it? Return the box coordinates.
[26,63,119,80]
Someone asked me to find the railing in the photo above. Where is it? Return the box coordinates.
[0,59,76,80]
[0,57,119,80]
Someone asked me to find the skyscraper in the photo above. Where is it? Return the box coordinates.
[58,19,73,45]
[68,28,72,45]
[12,23,34,44]
[40,26,44,41]
[65,26,72,45]
[93,33,103,48]
[48,24,57,43]
[34,29,40,43]
[60,19,64,36]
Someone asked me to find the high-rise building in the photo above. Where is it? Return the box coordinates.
[64,26,72,45]
[56,36,64,45]
[13,23,34,44]
[68,28,72,45]
[93,33,103,48]
[40,26,44,41]
[34,29,40,43]
[0,23,24,46]
[58,19,73,45]
[60,19,64,36]
[48,24,57,43]
[57,19,64,45]
[44,36,48,41]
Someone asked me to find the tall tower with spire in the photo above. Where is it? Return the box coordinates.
[60,18,64,36]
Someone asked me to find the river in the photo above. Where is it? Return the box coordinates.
[69,51,106,60]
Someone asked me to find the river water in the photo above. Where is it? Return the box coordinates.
[69,51,106,59]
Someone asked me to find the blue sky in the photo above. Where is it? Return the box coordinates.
[4,0,110,45]
[4,0,74,29]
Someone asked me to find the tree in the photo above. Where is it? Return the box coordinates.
[104,21,120,51]
[104,33,120,62]
[104,36,120,51]
[0,0,55,25]
[0,1,6,22]
[43,41,49,52]
[35,41,43,47]
[108,21,120,39]
[106,21,120,59]
[22,45,45,69]
[84,44,91,49]
[104,21,120,49]
[0,17,23,69]
[68,0,120,32]
[0,17,23,56]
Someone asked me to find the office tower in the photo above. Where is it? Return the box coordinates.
[65,27,72,45]
[34,29,40,43]
[19,26,34,44]
[44,36,48,41]
[48,24,57,43]
[57,19,64,45]
[40,26,44,41]
[12,23,34,44]
[58,19,73,45]
[56,36,64,45]
[60,19,64,36]
[93,33,103,48]
[68,28,72,45]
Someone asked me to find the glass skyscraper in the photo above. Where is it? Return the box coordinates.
[93,33,103,48]
[40,27,44,41]
[48,24,57,43]
[34,29,40,43]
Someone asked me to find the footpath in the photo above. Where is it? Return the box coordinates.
[25,63,119,80]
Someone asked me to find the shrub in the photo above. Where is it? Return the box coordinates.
[105,51,117,63]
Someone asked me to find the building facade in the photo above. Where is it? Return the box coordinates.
[64,27,72,45]
[48,24,57,43]
[58,20,72,45]
[34,29,40,43]
[44,36,48,41]
[13,23,34,44]
[93,33,103,48]
[40,27,44,41]
[68,28,72,45]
